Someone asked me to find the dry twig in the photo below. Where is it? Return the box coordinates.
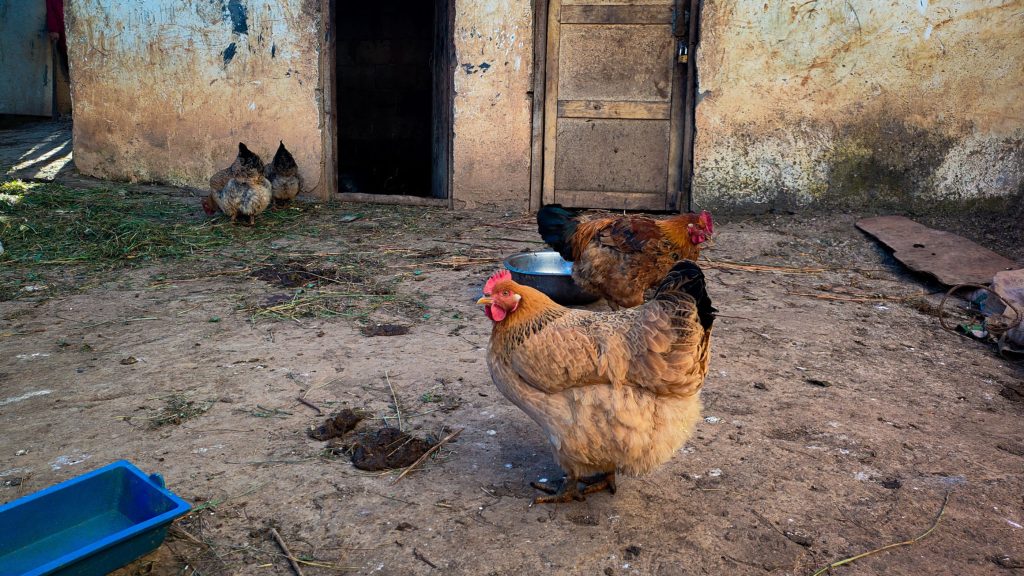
[787,292,913,303]
[385,369,403,431]
[392,428,463,484]
[414,548,438,569]
[701,258,828,274]
[295,396,323,416]
[810,491,950,576]
[270,527,306,576]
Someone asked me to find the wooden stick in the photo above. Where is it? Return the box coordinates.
[385,369,403,432]
[787,292,898,303]
[270,527,306,576]
[295,396,323,416]
[392,428,463,484]
[810,491,950,576]
[336,192,447,207]
[701,258,828,274]
[413,548,438,569]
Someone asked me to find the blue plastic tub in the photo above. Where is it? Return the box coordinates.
[0,460,191,576]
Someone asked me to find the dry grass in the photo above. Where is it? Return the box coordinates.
[0,180,314,299]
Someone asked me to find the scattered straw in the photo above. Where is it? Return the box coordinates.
[786,291,920,303]
[810,491,950,576]
[384,369,404,432]
[701,258,829,274]
[148,395,214,428]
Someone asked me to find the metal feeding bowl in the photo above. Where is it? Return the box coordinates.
[503,251,600,305]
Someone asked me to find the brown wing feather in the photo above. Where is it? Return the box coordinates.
[507,300,709,398]
[509,323,605,393]
[597,216,663,254]
[570,217,612,261]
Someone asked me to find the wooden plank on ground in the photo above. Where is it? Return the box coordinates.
[856,215,1018,286]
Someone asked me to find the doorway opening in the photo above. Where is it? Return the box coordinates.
[335,0,452,199]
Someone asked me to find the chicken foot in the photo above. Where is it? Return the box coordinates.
[530,471,616,504]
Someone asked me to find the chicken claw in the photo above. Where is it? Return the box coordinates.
[530,471,616,504]
[531,474,585,504]
[580,471,617,495]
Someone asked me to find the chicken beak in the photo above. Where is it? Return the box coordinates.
[477,296,493,305]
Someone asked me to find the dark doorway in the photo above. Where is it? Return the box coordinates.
[336,1,451,199]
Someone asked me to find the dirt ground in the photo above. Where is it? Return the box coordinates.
[2,121,1024,576]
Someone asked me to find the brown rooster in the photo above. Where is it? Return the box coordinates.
[477,261,715,504]
[537,204,714,308]
[202,143,272,225]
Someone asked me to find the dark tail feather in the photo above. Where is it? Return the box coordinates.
[536,204,580,261]
[273,140,297,171]
[653,261,716,330]
[236,142,264,171]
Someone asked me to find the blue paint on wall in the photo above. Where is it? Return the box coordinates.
[226,0,248,35]
[223,42,237,65]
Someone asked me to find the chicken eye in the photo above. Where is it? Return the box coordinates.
[501,290,510,296]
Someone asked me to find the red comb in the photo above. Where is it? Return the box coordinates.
[699,210,713,234]
[483,269,512,295]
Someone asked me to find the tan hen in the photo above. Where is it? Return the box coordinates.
[478,261,715,503]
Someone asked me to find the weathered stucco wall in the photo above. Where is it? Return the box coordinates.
[694,0,1024,211]
[67,0,322,191]
[452,0,534,209]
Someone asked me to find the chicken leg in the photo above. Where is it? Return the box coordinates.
[530,471,616,504]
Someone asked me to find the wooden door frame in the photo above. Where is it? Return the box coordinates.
[527,0,550,211]
[528,0,701,213]
[319,0,454,207]
[319,0,337,201]
[676,0,700,212]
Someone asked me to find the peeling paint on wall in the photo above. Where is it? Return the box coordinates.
[66,0,322,191]
[693,0,1024,211]
[452,0,534,209]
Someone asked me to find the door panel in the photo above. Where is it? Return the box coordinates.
[557,25,674,102]
[554,119,669,193]
[543,0,684,210]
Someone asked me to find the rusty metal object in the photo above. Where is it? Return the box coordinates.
[856,215,1017,286]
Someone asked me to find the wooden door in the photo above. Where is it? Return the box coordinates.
[542,0,691,211]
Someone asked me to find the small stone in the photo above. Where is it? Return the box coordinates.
[994,555,1024,569]
[880,477,901,490]
[784,530,813,547]
[15,449,28,456]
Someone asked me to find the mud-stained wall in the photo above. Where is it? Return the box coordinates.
[451,0,534,209]
[694,1,1024,211]
[66,0,322,191]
